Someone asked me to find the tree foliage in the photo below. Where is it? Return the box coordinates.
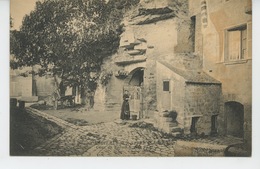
[10,0,139,92]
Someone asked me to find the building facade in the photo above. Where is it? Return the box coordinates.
[188,0,252,149]
[97,0,252,152]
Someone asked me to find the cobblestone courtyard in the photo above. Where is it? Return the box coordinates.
[24,107,244,157]
[28,107,176,156]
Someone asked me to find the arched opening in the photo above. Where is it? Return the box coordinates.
[123,67,144,119]
[225,101,244,138]
[129,69,144,86]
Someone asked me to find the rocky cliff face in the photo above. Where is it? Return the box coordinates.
[95,0,200,116]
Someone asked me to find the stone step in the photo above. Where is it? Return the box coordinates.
[163,121,178,128]
[159,117,173,123]
[105,106,121,109]
[171,132,182,137]
[170,127,182,133]
[159,111,170,117]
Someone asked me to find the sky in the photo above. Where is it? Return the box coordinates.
[10,0,39,30]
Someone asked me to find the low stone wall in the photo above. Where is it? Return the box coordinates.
[183,83,221,135]
[174,140,227,156]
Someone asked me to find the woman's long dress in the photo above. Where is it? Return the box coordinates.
[120,94,130,120]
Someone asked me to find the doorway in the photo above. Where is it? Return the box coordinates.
[123,68,144,119]
[190,116,199,135]
[211,115,218,135]
[225,101,244,138]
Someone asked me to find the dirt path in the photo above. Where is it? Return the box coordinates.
[30,104,120,125]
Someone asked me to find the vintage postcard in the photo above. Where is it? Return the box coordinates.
[9,0,252,157]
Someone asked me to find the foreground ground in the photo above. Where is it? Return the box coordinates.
[26,107,177,156]
[10,107,63,155]
[10,104,245,156]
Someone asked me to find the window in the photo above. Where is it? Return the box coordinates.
[163,80,170,91]
[191,16,196,52]
[226,25,247,61]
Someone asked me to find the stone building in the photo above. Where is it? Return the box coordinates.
[94,0,221,137]
[10,67,35,99]
[188,0,252,150]
[94,0,196,118]
[155,60,221,135]
[10,66,78,105]
[96,0,252,147]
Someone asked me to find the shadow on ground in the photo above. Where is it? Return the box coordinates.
[10,107,63,156]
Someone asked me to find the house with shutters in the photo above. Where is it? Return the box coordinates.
[187,0,252,151]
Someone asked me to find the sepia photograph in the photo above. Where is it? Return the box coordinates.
[9,0,253,158]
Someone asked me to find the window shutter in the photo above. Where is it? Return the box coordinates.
[247,22,252,58]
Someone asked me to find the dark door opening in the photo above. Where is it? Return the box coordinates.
[211,115,218,135]
[190,117,199,135]
[225,101,244,138]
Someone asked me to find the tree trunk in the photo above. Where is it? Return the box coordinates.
[32,66,37,96]
[53,74,61,110]
[80,85,88,106]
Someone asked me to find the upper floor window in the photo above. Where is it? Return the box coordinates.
[226,25,247,61]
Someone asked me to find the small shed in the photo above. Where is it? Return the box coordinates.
[156,61,221,135]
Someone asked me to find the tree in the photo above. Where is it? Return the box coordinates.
[10,0,139,105]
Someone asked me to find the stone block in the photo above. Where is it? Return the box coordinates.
[20,96,38,102]
[174,140,226,157]
[170,127,182,133]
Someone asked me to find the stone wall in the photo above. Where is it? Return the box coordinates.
[10,68,33,97]
[10,75,33,97]
[184,83,221,135]
[94,55,126,113]
[174,19,194,53]
[35,75,55,97]
[143,59,157,117]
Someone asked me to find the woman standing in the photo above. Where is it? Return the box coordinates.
[120,90,130,120]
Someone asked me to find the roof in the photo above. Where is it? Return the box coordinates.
[158,61,221,85]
